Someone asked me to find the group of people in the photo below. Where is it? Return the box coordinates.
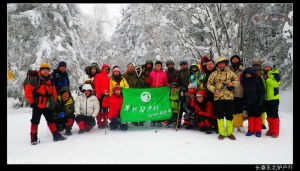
[24,55,281,145]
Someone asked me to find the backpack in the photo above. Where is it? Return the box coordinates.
[23,70,40,92]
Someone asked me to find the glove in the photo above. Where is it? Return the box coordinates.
[58,112,65,118]
[30,103,37,108]
[263,74,268,79]
[190,112,196,119]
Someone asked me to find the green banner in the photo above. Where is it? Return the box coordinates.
[120,86,172,122]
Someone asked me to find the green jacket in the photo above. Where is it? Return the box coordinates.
[261,68,280,101]
[170,89,180,114]
[53,89,75,120]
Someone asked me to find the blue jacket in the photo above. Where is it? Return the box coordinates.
[51,69,70,92]
[241,67,265,106]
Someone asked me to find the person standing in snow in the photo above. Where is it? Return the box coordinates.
[53,87,75,136]
[123,63,135,87]
[24,62,66,144]
[144,60,154,88]
[51,61,70,93]
[78,63,100,92]
[165,60,179,84]
[189,62,205,90]
[145,61,170,127]
[229,55,246,133]
[261,61,281,138]
[252,59,267,129]
[109,66,129,96]
[94,64,111,129]
[74,84,100,134]
[194,90,214,134]
[128,65,147,126]
[167,82,181,127]
[102,85,128,131]
[178,60,190,91]
[240,67,265,137]
[207,56,239,140]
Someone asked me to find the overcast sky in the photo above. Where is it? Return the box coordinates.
[78,3,129,41]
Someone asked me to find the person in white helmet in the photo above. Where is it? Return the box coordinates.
[74,84,100,134]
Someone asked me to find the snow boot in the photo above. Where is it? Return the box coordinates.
[109,121,118,130]
[255,132,261,137]
[77,120,86,133]
[218,134,225,140]
[226,120,236,140]
[30,124,39,145]
[266,117,274,136]
[132,122,139,126]
[228,134,236,140]
[206,126,213,134]
[65,127,72,136]
[53,131,67,142]
[246,131,254,136]
[272,118,280,138]
[120,123,128,131]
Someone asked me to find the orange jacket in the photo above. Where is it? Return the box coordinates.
[24,72,57,109]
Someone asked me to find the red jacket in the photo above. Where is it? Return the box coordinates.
[24,72,57,109]
[194,91,213,118]
[145,69,170,88]
[102,94,123,120]
[94,64,110,99]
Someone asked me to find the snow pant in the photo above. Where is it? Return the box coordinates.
[109,116,121,130]
[75,115,96,130]
[196,115,211,128]
[30,107,61,142]
[54,114,75,131]
[168,113,183,126]
[215,100,234,136]
[232,98,244,128]
[264,100,280,137]
[96,94,108,127]
[246,105,263,133]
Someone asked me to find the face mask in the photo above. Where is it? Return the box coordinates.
[168,67,174,72]
[231,62,240,68]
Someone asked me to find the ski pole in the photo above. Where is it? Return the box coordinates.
[166,114,193,128]
[104,108,108,135]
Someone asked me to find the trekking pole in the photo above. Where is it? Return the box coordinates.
[166,114,193,128]
[175,101,181,131]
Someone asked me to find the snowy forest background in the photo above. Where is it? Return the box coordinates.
[7,3,293,107]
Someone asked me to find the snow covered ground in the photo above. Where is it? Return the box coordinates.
[7,89,293,164]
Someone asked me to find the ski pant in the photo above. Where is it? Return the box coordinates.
[263,100,279,118]
[31,107,55,125]
[54,114,75,130]
[214,100,234,120]
[196,115,211,128]
[75,115,96,130]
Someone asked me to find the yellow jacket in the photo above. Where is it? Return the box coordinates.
[109,77,129,96]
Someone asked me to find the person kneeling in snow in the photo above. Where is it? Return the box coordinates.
[53,87,75,136]
[75,84,100,134]
[195,90,214,134]
[183,83,198,129]
[102,85,128,131]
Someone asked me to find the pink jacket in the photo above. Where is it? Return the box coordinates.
[145,69,170,88]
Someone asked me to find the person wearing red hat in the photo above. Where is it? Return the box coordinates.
[195,90,214,134]
[102,85,128,131]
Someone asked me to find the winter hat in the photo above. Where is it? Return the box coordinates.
[196,90,207,98]
[82,84,93,92]
[230,55,241,63]
[101,64,110,71]
[113,67,121,73]
[113,85,122,91]
[216,56,229,66]
[60,86,71,95]
[179,60,188,66]
[201,56,210,64]
[262,61,273,69]
[58,61,67,68]
[188,83,197,90]
[145,60,153,65]
[155,61,163,66]
[166,60,175,66]
[252,59,262,67]
[243,67,255,76]
[170,82,178,88]
[40,62,50,70]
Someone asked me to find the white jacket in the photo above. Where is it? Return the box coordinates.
[75,94,99,117]
[78,74,94,85]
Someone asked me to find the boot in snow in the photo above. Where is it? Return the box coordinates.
[120,123,128,131]
[65,127,72,136]
[218,134,225,140]
[227,134,236,140]
[30,124,39,145]
[246,131,254,136]
[53,131,67,142]
[255,132,261,137]
[205,127,213,134]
